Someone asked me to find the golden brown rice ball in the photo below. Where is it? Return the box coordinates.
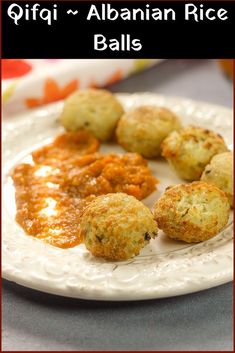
[116,106,182,158]
[161,126,228,181]
[201,151,233,207]
[153,181,230,243]
[80,193,158,260]
[60,89,124,141]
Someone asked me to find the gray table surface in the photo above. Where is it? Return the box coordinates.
[2,59,233,351]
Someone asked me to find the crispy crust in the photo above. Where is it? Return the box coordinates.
[153,181,230,243]
[80,193,158,260]
[116,106,181,158]
[201,151,233,207]
[161,126,228,181]
[60,89,124,141]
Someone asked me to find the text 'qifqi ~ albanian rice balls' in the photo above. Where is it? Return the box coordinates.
[116,106,182,158]
[201,151,234,208]
[80,193,158,260]
[153,181,230,243]
[60,89,124,141]
[161,126,228,181]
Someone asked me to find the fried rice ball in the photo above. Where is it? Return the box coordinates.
[116,106,182,158]
[153,181,230,243]
[201,151,233,207]
[161,126,228,181]
[80,193,158,260]
[60,89,124,141]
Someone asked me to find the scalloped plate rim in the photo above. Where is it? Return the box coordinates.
[2,93,233,301]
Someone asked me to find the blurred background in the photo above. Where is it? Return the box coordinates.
[2,59,233,115]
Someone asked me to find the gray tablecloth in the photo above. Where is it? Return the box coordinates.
[2,59,233,351]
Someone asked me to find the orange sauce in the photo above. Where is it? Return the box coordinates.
[12,131,158,248]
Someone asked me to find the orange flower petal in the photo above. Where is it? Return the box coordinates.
[88,80,99,89]
[2,59,32,79]
[25,98,42,108]
[61,79,79,98]
[25,78,79,109]
[43,78,61,103]
[105,69,123,86]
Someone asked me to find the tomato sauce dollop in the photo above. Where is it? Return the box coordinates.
[12,131,158,248]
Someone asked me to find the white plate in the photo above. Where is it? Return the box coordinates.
[2,93,233,301]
